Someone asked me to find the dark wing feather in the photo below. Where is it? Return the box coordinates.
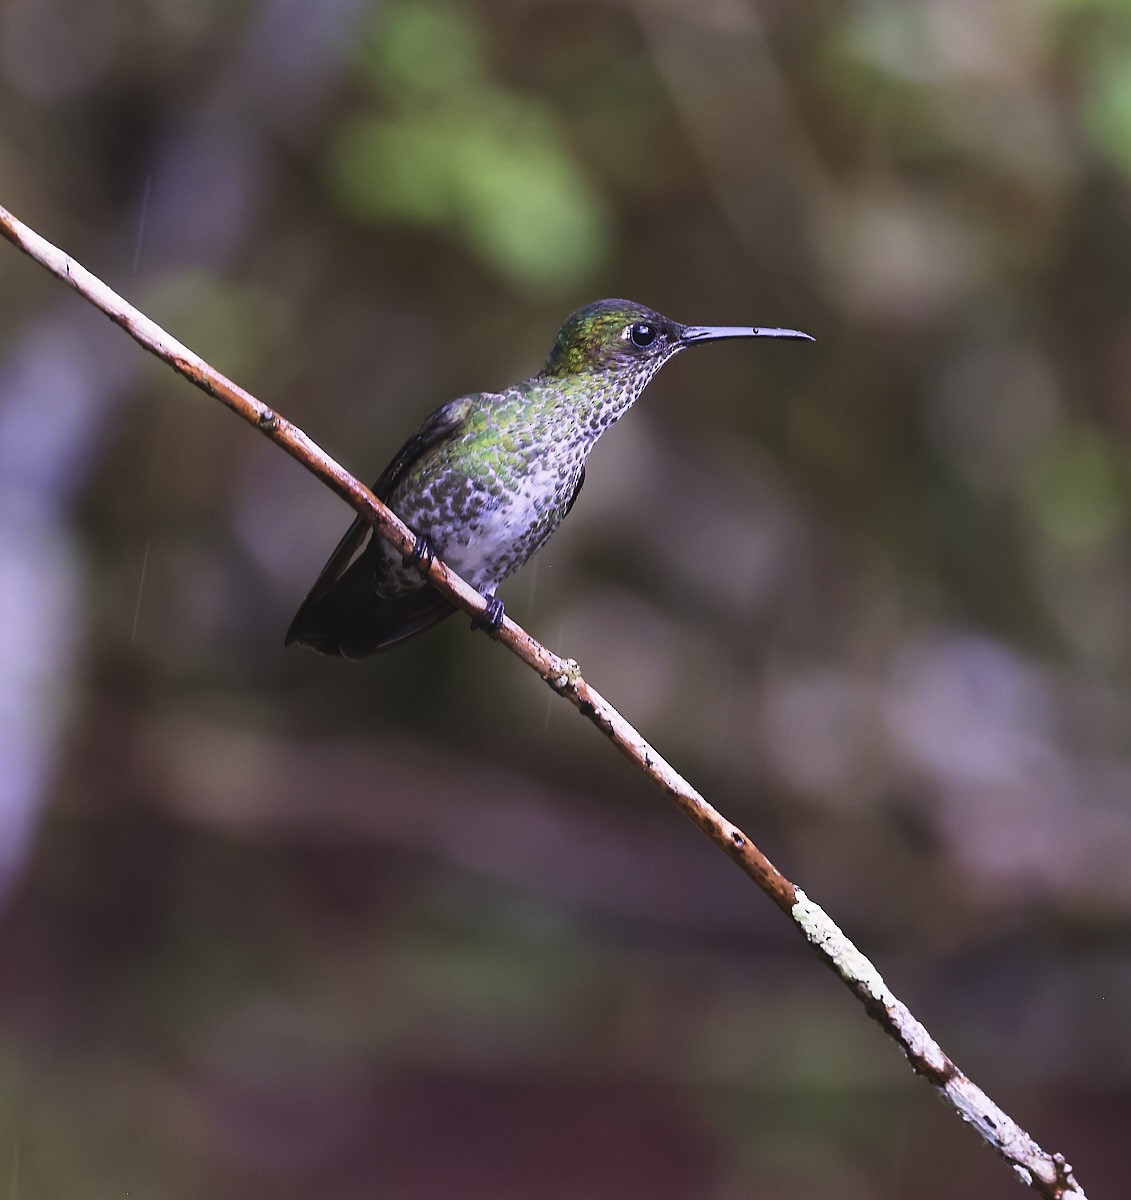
[285,396,476,655]
[564,466,585,518]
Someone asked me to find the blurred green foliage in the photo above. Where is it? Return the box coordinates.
[328,0,611,293]
[1087,50,1131,171]
[1024,426,1129,550]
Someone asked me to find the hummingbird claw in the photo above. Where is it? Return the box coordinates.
[402,533,435,573]
[470,595,505,635]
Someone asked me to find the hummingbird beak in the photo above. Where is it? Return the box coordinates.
[679,325,814,345]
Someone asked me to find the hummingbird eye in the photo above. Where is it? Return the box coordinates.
[628,322,659,349]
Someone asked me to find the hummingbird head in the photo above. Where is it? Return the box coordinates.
[540,298,812,427]
[542,298,812,378]
[542,299,686,379]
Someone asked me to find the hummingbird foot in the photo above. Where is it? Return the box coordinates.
[401,532,436,574]
[470,595,505,635]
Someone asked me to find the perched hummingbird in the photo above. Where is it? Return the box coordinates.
[286,298,812,657]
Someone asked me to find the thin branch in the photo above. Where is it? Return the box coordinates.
[0,202,1086,1200]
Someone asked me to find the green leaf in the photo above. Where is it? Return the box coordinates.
[1085,54,1131,175]
[326,96,612,294]
[326,112,454,223]
[361,0,484,100]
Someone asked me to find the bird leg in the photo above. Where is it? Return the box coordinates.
[401,532,435,574]
[470,595,505,635]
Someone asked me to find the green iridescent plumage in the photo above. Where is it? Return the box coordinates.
[286,299,812,656]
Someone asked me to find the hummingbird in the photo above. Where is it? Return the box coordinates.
[286,298,812,657]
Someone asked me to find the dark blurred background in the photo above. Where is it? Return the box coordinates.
[1,0,1129,1196]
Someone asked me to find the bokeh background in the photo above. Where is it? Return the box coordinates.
[1,0,1129,1195]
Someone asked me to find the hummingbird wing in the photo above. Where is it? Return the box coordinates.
[285,395,477,656]
[564,466,585,518]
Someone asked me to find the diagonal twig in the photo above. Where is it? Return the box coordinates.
[0,201,1086,1199]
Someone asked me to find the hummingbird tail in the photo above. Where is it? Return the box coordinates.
[285,564,457,657]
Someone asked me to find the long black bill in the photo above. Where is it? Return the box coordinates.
[680,324,814,344]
